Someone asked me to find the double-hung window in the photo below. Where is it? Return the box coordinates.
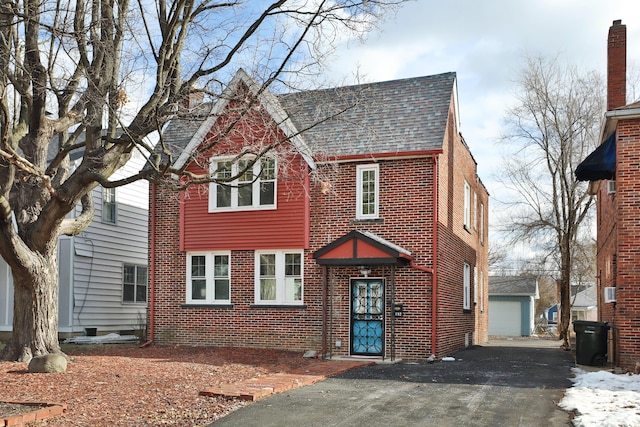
[463,262,471,311]
[103,187,116,223]
[209,157,276,212]
[186,252,231,304]
[255,250,303,305]
[123,264,147,303]
[356,164,379,219]
[463,180,471,230]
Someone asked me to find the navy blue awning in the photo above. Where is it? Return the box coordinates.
[575,133,616,181]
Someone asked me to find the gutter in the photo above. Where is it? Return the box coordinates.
[141,182,156,348]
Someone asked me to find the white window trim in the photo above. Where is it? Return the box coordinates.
[356,164,380,220]
[463,262,471,310]
[186,251,231,304]
[208,156,277,212]
[463,180,471,230]
[254,250,304,305]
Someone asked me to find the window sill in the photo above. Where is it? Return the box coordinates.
[463,309,471,314]
[250,304,307,309]
[181,303,234,309]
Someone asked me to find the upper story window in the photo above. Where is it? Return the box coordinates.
[463,180,471,231]
[123,264,147,303]
[209,157,276,212]
[356,164,379,220]
[186,252,231,304]
[480,202,485,245]
[255,250,303,305]
[103,187,116,224]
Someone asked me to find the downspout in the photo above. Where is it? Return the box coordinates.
[321,265,327,359]
[141,182,156,348]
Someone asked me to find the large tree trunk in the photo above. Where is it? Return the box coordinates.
[0,253,61,362]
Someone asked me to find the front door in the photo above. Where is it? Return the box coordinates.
[351,278,384,356]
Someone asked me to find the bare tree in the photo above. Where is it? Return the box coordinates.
[0,0,407,362]
[496,55,604,349]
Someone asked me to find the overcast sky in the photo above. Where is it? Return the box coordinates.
[324,0,640,196]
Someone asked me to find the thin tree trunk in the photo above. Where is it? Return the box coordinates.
[0,254,61,362]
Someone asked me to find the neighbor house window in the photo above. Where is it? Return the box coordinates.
[255,250,303,305]
[463,262,471,311]
[186,252,231,304]
[356,164,379,219]
[103,187,116,223]
[209,157,276,212]
[123,264,147,303]
[463,180,471,230]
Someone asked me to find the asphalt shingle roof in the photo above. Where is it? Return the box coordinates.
[489,276,538,296]
[161,72,456,161]
[277,72,455,157]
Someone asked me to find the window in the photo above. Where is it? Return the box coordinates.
[356,164,379,219]
[480,202,485,244]
[209,157,276,211]
[255,250,303,305]
[123,264,147,303]
[463,180,471,230]
[473,192,478,231]
[463,262,471,311]
[186,252,231,304]
[103,187,116,223]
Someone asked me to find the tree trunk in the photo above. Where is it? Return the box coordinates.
[0,253,61,362]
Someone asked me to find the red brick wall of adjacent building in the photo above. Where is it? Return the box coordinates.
[603,118,640,369]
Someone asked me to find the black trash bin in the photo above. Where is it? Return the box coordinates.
[573,320,608,366]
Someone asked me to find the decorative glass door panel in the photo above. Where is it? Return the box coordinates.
[351,279,384,356]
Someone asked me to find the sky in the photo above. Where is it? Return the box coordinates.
[322,0,640,240]
[560,367,640,426]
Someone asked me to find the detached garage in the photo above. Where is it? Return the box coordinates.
[489,276,539,337]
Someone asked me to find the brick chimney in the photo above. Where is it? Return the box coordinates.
[607,19,627,110]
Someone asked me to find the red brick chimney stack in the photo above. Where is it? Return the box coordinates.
[607,19,627,110]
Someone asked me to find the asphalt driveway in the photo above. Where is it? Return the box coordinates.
[212,338,575,426]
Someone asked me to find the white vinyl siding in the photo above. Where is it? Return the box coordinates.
[356,164,379,219]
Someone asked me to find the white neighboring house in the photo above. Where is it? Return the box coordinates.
[0,143,149,338]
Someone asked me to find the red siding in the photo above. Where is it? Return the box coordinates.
[181,155,309,251]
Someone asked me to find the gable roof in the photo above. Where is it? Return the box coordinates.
[173,69,315,171]
[313,230,412,266]
[489,276,539,297]
[162,70,457,168]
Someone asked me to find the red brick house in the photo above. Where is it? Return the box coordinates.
[149,69,489,360]
[576,20,640,370]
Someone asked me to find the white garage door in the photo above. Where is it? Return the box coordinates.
[489,300,522,336]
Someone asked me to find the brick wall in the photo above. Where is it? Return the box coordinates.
[605,118,640,369]
[150,104,489,361]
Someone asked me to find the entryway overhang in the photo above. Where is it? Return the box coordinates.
[312,230,413,266]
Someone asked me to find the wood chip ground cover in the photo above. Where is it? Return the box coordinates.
[0,345,318,426]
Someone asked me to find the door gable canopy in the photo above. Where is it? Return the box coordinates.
[313,230,412,266]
